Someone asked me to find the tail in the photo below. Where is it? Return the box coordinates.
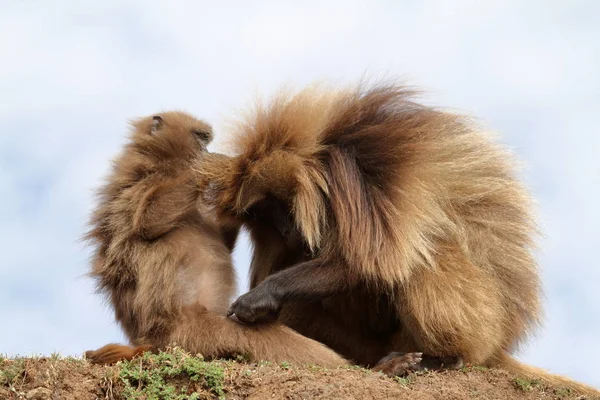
[490,351,600,398]
[85,343,154,364]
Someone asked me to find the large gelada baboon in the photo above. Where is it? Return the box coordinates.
[195,82,600,397]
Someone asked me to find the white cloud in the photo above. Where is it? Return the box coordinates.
[0,0,598,388]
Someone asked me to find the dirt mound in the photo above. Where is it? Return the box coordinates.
[0,349,594,399]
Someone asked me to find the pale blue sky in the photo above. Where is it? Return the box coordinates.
[1,0,598,388]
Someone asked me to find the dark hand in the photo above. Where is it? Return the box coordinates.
[227,284,282,324]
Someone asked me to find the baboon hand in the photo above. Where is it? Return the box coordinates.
[227,284,282,324]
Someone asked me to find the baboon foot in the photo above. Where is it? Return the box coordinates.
[372,352,423,376]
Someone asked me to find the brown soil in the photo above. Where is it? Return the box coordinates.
[0,354,594,400]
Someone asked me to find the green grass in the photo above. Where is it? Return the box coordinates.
[394,375,414,386]
[460,365,489,373]
[117,347,225,399]
[234,354,250,363]
[554,387,574,398]
[280,361,291,370]
[342,364,371,373]
[306,364,327,373]
[512,376,541,392]
[0,358,26,387]
[242,369,253,377]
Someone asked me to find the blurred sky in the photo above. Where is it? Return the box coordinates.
[1,0,599,388]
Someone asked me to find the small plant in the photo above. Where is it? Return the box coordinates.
[513,376,541,392]
[461,365,488,373]
[280,361,291,370]
[234,353,250,363]
[0,358,26,387]
[258,360,271,367]
[395,375,413,387]
[554,387,574,398]
[116,347,225,399]
[307,364,326,373]
[343,365,370,373]
[64,356,84,364]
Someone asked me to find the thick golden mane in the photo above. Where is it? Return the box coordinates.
[193,82,600,396]
[225,82,538,290]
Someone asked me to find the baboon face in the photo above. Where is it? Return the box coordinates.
[131,111,213,160]
[246,195,303,250]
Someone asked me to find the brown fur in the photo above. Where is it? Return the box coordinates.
[83,111,348,368]
[195,83,600,397]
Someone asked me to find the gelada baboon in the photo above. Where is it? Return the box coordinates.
[195,83,600,396]
[83,111,348,368]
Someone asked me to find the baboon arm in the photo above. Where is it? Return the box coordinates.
[267,258,355,300]
[195,152,235,193]
[133,176,197,240]
[229,259,355,324]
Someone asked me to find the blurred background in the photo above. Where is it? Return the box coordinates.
[1,0,598,387]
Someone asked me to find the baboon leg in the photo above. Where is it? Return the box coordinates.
[400,255,506,365]
[86,307,348,368]
[279,302,391,367]
[167,306,349,368]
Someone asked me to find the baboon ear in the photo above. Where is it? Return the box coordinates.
[150,115,163,134]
